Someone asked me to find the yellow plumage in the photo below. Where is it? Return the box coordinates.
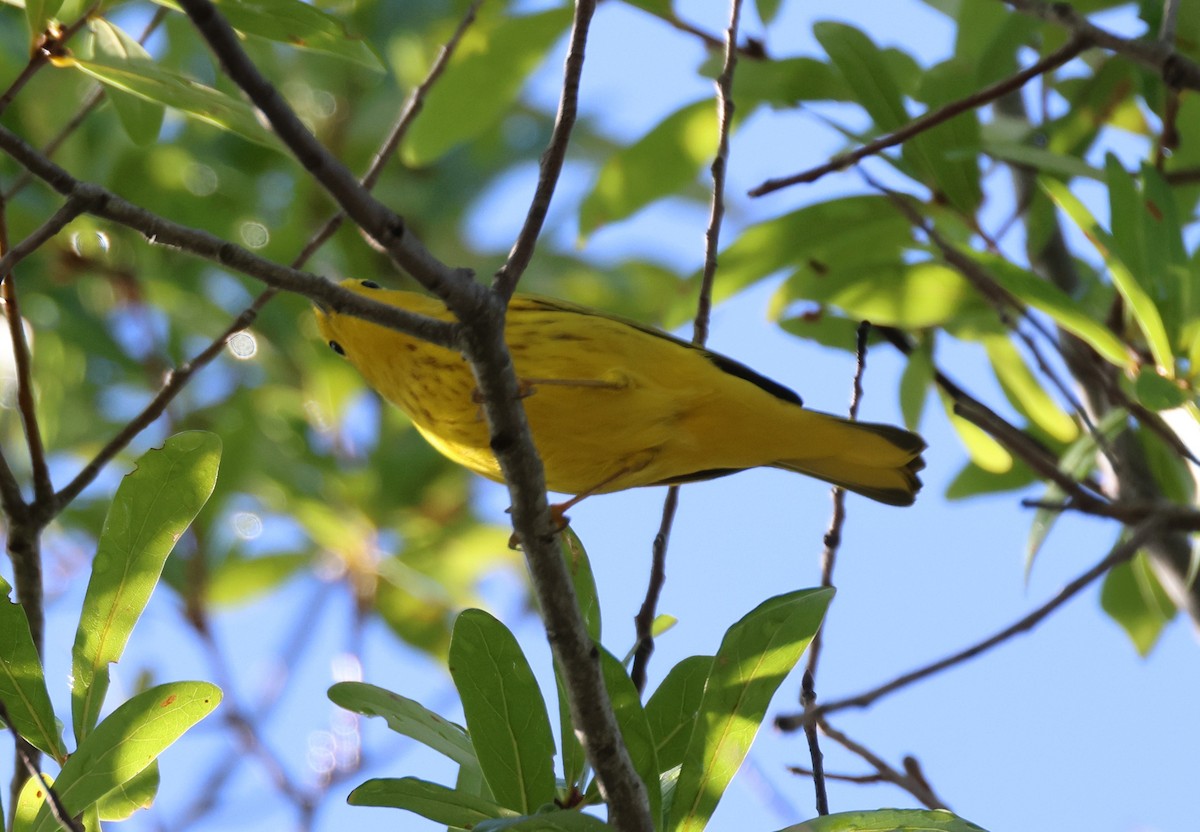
[315,279,926,506]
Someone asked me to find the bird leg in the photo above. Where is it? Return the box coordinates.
[507,465,639,550]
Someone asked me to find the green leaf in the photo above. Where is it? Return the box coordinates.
[983,335,1078,443]
[731,57,852,107]
[777,310,872,353]
[25,0,63,43]
[755,0,783,25]
[146,0,383,69]
[206,553,310,606]
[88,19,165,146]
[944,458,1038,499]
[777,260,985,329]
[560,527,601,642]
[0,576,66,762]
[899,336,934,431]
[403,8,573,165]
[64,57,282,150]
[669,588,833,832]
[348,777,513,826]
[328,682,478,771]
[580,99,717,237]
[939,391,1013,473]
[983,140,1105,182]
[71,431,221,745]
[673,196,912,324]
[217,0,383,70]
[29,682,221,832]
[1043,177,1173,373]
[14,771,52,831]
[598,647,662,829]
[984,256,1130,368]
[1026,409,1129,573]
[475,811,616,831]
[554,527,597,791]
[1133,367,1189,411]
[1101,552,1176,656]
[645,656,712,775]
[1108,160,1189,345]
[814,22,907,130]
[97,761,159,821]
[781,807,991,831]
[449,609,556,814]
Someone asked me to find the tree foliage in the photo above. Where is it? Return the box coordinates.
[0,0,1197,830]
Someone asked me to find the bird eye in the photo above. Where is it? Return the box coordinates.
[360,280,381,289]
[328,340,345,356]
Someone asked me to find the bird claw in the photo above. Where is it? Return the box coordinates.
[506,503,571,550]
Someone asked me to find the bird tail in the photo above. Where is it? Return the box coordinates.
[774,419,927,506]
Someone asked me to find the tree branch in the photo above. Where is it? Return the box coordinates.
[749,35,1087,196]
[493,0,596,301]
[632,0,743,697]
[776,516,1166,729]
[176,2,653,825]
[999,0,1200,90]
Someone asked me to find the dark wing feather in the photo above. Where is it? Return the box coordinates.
[514,295,803,406]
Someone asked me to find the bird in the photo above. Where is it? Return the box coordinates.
[314,278,925,513]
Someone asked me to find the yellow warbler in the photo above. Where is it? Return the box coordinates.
[315,279,925,507]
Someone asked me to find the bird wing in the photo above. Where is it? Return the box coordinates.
[511,294,804,407]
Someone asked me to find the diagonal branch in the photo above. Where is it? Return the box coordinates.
[177,2,653,826]
[493,0,596,301]
[999,0,1200,89]
[776,516,1167,729]
[749,36,1088,196]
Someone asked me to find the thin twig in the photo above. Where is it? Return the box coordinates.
[632,0,743,697]
[0,125,460,350]
[631,486,678,694]
[777,517,1164,729]
[787,766,885,784]
[749,37,1087,196]
[876,326,1117,516]
[1000,0,1200,89]
[817,719,946,810]
[494,0,596,300]
[0,700,84,832]
[178,0,460,299]
[800,671,829,815]
[51,1,487,515]
[294,0,486,263]
[804,322,870,681]
[1159,0,1181,44]
[4,8,169,202]
[0,10,96,117]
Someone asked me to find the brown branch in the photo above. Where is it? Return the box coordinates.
[49,0,486,517]
[0,125,459,350]
[1000,0,1200,89]
[176,2,652,824]
[805,321,870,681]
[493,0,596,300]
[0,10,95,117]
[631,485,677,694]
[800,671,829,815]
[632,0,743,698]
[816,720,946,810]
[776,517,1165,730]
[749,37,1087,196]
[0,700,84,832]
[4,8,168,202]
[177,0,463,301]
